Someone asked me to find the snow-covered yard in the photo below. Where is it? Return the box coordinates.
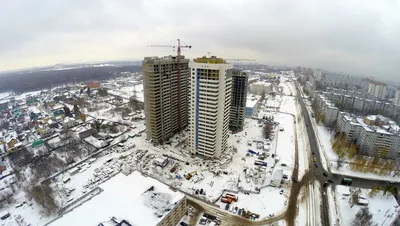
[335,185,399,226]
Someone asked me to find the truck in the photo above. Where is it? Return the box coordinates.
[225,193,238,202]
[221,197,233,204]
[254,160,267,167]
[248,149,259,155]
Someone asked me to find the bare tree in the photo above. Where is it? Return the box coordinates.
[337,157,344,170]
[262,123,273,139]
[351,207,373,226]
[26,183,59,216]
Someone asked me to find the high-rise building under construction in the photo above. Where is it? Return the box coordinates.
[142,55,190,144]
[189,56,233,158]
[229,70,248,132]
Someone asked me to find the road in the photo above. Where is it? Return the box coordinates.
[295,81,400,225]
[294,82,331,226]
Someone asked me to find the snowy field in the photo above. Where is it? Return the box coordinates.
[335,185,399,226]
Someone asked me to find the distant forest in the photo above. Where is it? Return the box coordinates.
[0,65,142,93]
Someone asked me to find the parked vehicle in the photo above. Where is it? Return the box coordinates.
[225,203,230,211]
[0,212,10,220]
[225,193,239,202]
[221,197,232,204]
[341,178,352,186]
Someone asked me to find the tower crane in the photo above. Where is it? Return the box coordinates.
[148,39,192,131]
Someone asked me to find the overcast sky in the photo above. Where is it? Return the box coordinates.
[0,0,399,80]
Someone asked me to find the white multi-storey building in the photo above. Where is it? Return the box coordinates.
[314,69,323,81]
[189,56,233,158]
[395,89,400,105]
[368,82,387,100]
[336,112,400,158]
[314,93,339,127]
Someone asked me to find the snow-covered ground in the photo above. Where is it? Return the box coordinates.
[326,186,340,226]
[215,187,287,218]
[295,187,307,226]
[335,185,400,226]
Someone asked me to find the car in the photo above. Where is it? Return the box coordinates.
[225,203,230,211]
[233,207,238,214]
[323,182,328,187]
[279,190,284,195]
[322,192,326,196]
[328,180,333,183]
[313,157,317,162]
[314,163,318,168]
[199,217,207,225]
[180,222,189,226]
[390,181,394,184]
[312,152,315,155]
[323,173,328,177]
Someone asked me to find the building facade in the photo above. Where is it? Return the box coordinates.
[142,56,190,144]
[189,56,233,158]
[395,89,400,105]
[249,82,271,95]
[229,70,248,131]
[368,82,387,100]
[245,95,260,117]
[336,112,400,159]
[314,93,339,127]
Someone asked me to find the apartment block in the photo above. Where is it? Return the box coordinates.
[336,112,400,159]
[189,56,233,158]
[395,89,400,105]
[142,56,190,144]
[316,89,400,119]
[314,93,339,127]
[249,81,271,95]
[229,70,248,131]
[305,81,315,97]
[314,69,323,81]
[368,81,387,100]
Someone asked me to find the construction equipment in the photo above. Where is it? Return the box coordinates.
[148,39,192,131]
[185,171,197,180]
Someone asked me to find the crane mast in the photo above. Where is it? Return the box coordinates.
[148,39,192,131]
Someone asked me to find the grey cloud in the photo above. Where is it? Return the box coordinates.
[0,0,399,81]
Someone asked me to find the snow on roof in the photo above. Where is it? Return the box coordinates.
[28,106,41,114]
[50,171,185,226]
[52,104,64,110]
[246,95,260,108]
[84,136,106,148]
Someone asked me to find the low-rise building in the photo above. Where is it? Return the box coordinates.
[246,95,260,117]
[249,81,271,95]
[50,171,187,226]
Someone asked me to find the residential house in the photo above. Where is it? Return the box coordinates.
[63,117,76,129]
[37,127,53,139]
[78,127,94,139]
